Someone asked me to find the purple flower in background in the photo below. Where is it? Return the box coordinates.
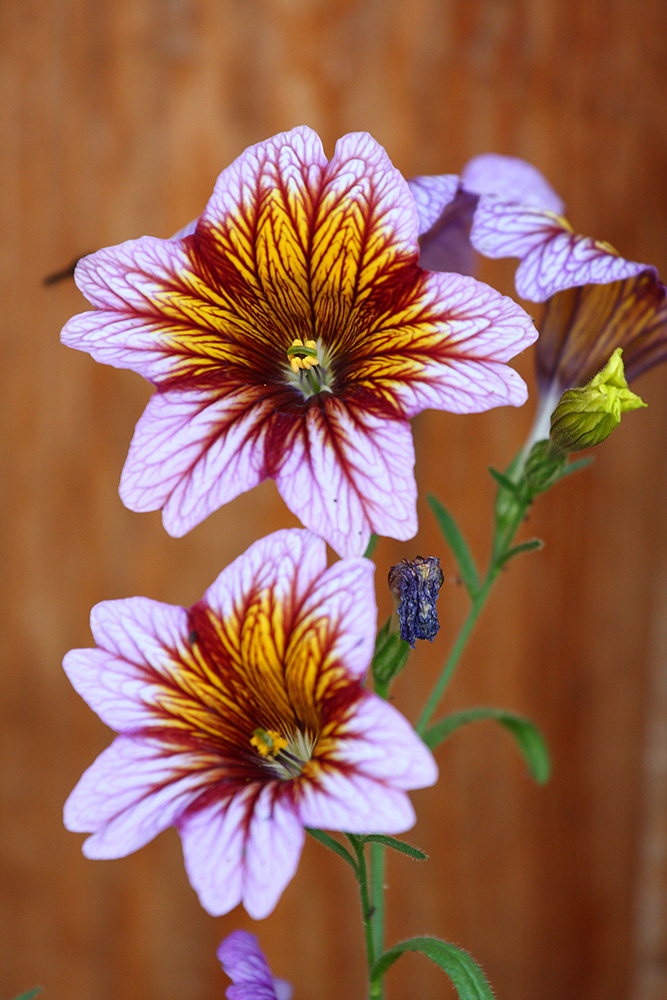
[61,127,536,556]
[63,529,437,919]
[218,931,292,1000]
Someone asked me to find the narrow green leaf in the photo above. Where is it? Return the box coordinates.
[488,466,521,495]
[372,936,495,1000]
[499,537,543,566]
[12,991,43,1000]
[363,533,379,558]
[423,707,551,784]
[363,834,427,861]
[427,495,479,598]
[306,828,357,870]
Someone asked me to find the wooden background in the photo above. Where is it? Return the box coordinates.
[2,1,666,998]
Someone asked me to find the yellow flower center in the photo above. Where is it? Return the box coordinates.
[286,338,320,374]
[250,728,289,758]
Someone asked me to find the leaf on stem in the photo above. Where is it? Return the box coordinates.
[363,834,427,861]
[306,828,358,871]
[488,467,522,495]
[427,495,479,598]
[498,537,543,567]
[12,992,43,1000]
[423,707,551,784]
[372,936,495,1000]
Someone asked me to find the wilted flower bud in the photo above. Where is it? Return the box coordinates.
[549,348,646,454]
[388,556,444,649]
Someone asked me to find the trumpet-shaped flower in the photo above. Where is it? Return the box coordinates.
[63,529,437,919]
[218,931,292,1000]
[61,127,536,556]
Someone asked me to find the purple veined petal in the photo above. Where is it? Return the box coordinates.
[297,767,418,834]
[202,528,328,629]
[63,598,190,731]
[218,931,290,1000]
[275,399,417,558]
[331,693,438,789]
[170,218,198,240]
[64,736,208,858]
[384,270,535,417]
[408,174,461,235]
[416,189,479,277]
[119,387,274,535]
[461,154,565,213]
[289,557,377,679]
[471,199,648,301]
[180,786,305,918]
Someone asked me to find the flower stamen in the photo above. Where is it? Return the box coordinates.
[287,338,320,374]
[251,728,288,758]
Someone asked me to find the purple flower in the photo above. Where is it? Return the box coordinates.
[63,529,437,919]
[218,931,292,1000]
[61,127,536,556]
[388,556,444,648]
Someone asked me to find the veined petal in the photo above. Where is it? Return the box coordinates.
[119,387,272,534]
[64,736,209,857]
[218,931,289,1000]
[408,174,460,234]
[298,769,417,834]
[275,399,417,558]
[180,787,304,918]
[289,557,377,679]
[471,200,647,301]
[461,154,564,213]
[537,268,667,391]
[202,528,328,628]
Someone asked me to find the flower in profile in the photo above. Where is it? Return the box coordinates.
[61,127,536,556]
[388,556,444,648]
[63,529,437,918]
[218,931,292,1000]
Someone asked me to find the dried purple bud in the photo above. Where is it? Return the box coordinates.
[388,556,444,648]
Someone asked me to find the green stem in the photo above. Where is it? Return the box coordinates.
[348,835,378,997]
[370,841,385,961]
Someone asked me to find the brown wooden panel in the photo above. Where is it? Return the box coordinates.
[2,1,666,998]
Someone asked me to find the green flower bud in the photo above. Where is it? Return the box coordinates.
[549,348,646,453]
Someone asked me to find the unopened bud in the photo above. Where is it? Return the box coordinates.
[549,348,646,454]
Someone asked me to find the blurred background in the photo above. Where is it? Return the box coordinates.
[2,1,666,998]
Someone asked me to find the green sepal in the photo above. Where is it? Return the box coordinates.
[372,936,495,1000]
[306,827,357,871]
[362,834,427,861]
[427,495,479,598]
[488,466,522,495]
[423,707,551,784]
[372,617,411,695]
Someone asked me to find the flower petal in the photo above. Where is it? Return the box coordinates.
[536,268,667,391]
[471,200,647,301]
[275,399,417,557]
[290,557,377,679]
[180,786,304,918]
[408,174,460,234]
[461,154,564,213]
[64,736,207,858]
[297,771,416,834]
[218,931,285,1000]
[118,387,272,534]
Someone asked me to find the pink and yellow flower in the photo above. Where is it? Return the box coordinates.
[61,127,536,556]
[63,529,436,919]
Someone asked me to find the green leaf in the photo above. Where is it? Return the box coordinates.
[363,834,427,861]
[372,936,495,999]
[423,707,551,784]
[306,828,357,870]
[12,991,43,1000]
[363,533,379,558]
[372,617,411,694]
[499,537,543,567]
[427,495,479,598]
[488,466,521,495]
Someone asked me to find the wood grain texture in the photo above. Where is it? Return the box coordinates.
[2,1,666,998]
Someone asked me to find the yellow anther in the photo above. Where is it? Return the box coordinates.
[251,728,288,758]
[287,338,320,373]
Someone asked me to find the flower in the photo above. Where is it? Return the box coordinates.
[61,127,536,556]
[63,528,437,919]
[388,556,444,648]
[548,348,646,453]
[218,931,292,1000]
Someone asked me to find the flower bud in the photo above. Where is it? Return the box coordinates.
[388,556,444,648]
[549,348,646,453]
